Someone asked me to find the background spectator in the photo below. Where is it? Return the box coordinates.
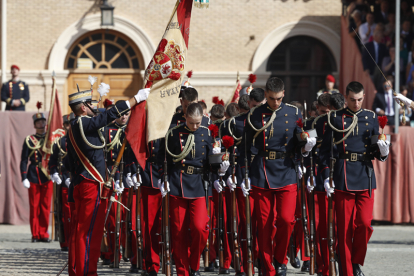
[349,9,363,49]
[374,0,389,24]
[400,85,412,124]
[359,12,376,44]
[372,77,396,125]
[362,30,389,76]
[401,19,414,50]
[381,46,404,80]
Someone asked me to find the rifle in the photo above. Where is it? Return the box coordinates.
[101,129,110,252]
[203,176,210,269]
[328,131,337,276]
[300,157,311,257]
[161,156,172,276]
[243,139,253,276]
[308,152,316,275]
[135,164,144,270]
[56,150,66,244]
[124,181,134,259]
[217,175,225,270]
[113,157,124,268]
[52,180,56,241]
[231,147,242,274]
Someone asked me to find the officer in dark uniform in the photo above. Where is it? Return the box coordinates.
[66,83,149,276]
[158,103,229,276]
[1,65,30,111]
[20,111,53,242]
[49,113,75,251]
[243,77,316,276]
[319,82,389,276]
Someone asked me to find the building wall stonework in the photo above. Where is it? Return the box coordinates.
[2,0,342,111]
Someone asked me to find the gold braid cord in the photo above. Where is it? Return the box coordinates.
[77,117,106,149]
[106,128,124,151]
[228,117,242,145]
[247,105,280,145]
[25,136,43,158]
[165,127,195,163]
[326,110,358,145]
[55,137,67,159]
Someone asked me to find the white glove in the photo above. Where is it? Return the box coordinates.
[22,179,30,189]
[65,178,71,188]
[157,179,170,198]
[324,178,335,197]
[226,176,237,192]
[132,173,142,190]
[297,166,306,180]
[51,172,62,185]
[241,178,251,197]
[214,179,223,193]
[304,137,317,152]
[394,93,412,108]
[218,160,230,176]
[377,140,390,156]
[212,147,221,154]
[114,180,124,194]
[125,173,133,188]
[307,176,316,193]
[134,88,150,104]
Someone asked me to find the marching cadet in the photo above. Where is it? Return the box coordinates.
[316,74,340,99]
[49,113,75,251]
[158,103,229,276]
[1,65,30,111]
[20,108,53,242]
[319,82,389,276]
[243,77,316,276]
[66,83,149,276]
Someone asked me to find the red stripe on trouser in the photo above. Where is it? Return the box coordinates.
[252,185,297,276]
[28,181,53,239]
[73,180,108,276]
[291,187,310,262]
[60,187,71,248]
[68,202,77,276]
[102,193,122,262]
[335,190,374,276]
[170,196,209,276]
[141,187,162,272]
[314,192,330,276]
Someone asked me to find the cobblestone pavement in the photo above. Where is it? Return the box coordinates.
[0,224,413,275]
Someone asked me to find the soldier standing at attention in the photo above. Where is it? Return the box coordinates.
[20,109,52,243]
[66,84,149,276]
[1,65,30,110]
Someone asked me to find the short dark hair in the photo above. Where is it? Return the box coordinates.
[238,94,250,111]
[401,85,408,91]
[70,102,83,115]
[226,103,239,118]
[249,88,265,103]
[210,104,225,119]
[181,87,198,102]
[265,77,284,93]
[176,105,183,114]
[311,101,318,112]
[318,93,331,107]
[345,81,364,95]
[186,102,203,118]
[290,101,304,114]
[330,93,345,110]
[198,101,207,110]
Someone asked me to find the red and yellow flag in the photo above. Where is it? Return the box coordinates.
[229,72,242,104]
[126,0,199,168]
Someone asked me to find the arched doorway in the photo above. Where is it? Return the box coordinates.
[266,35,337,104]
[65,29,144,112]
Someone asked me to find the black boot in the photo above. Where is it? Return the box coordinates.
[301,260,310,272]
[219,268,230,274]
[352,263,365,276]
[214,258,219,268]
[129,264,139,273]
[102,258,111,265]
[290,256,300,269]
[61,247,69,252]
[204,261,215,272]
[190,268,200,276]
[274,260,287,276]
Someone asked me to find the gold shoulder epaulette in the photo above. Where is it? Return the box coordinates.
[167,124,182,137]
[285,103,299,115]
[249,103,263,115]
[312,114,327,129]
[364,109,376,118]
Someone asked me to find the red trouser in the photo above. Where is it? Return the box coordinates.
[314,192,330,276]
[170,196,209,276]
[73,180,108,276]
[102,193,122,262]
[142,186,162,272]
[253,185,297,276]
[68,202,77,276]
[60,186,71,248]
[335,190,374,276]
[209,189,232,269]
[28,181,53,239]
[292,187,310,263]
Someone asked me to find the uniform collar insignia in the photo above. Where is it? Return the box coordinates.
[346,108,363,115]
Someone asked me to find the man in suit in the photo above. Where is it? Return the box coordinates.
[401,20,414,51]
[1,65,30,111]
[372,78,399,125]
[374,0,389,24]
[362,30,389,76]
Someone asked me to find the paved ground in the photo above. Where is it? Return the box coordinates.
[0,224,413,275]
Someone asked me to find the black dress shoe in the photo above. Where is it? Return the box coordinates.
[190,269,200,276]
[31,238,39,243]
[204,261,215,272]
[274,260,287,276]
[148,271,157,276]
[352,263,365,276]
[39,238,51,243]
[219,268,230,274]
[102,258,111,266]
[61,247,69,252]
[289,256,300,269]
[129,264,139,273]
[123,256,130,262]
[235,272,246,276]
[109,262,115,268]
[301,260,310,272]
[214,259,220,268]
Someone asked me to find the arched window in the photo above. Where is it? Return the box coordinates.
[267,36,337,104]
[65,30,144,70]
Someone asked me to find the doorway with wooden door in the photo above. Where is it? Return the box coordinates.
[64,29,145,113]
